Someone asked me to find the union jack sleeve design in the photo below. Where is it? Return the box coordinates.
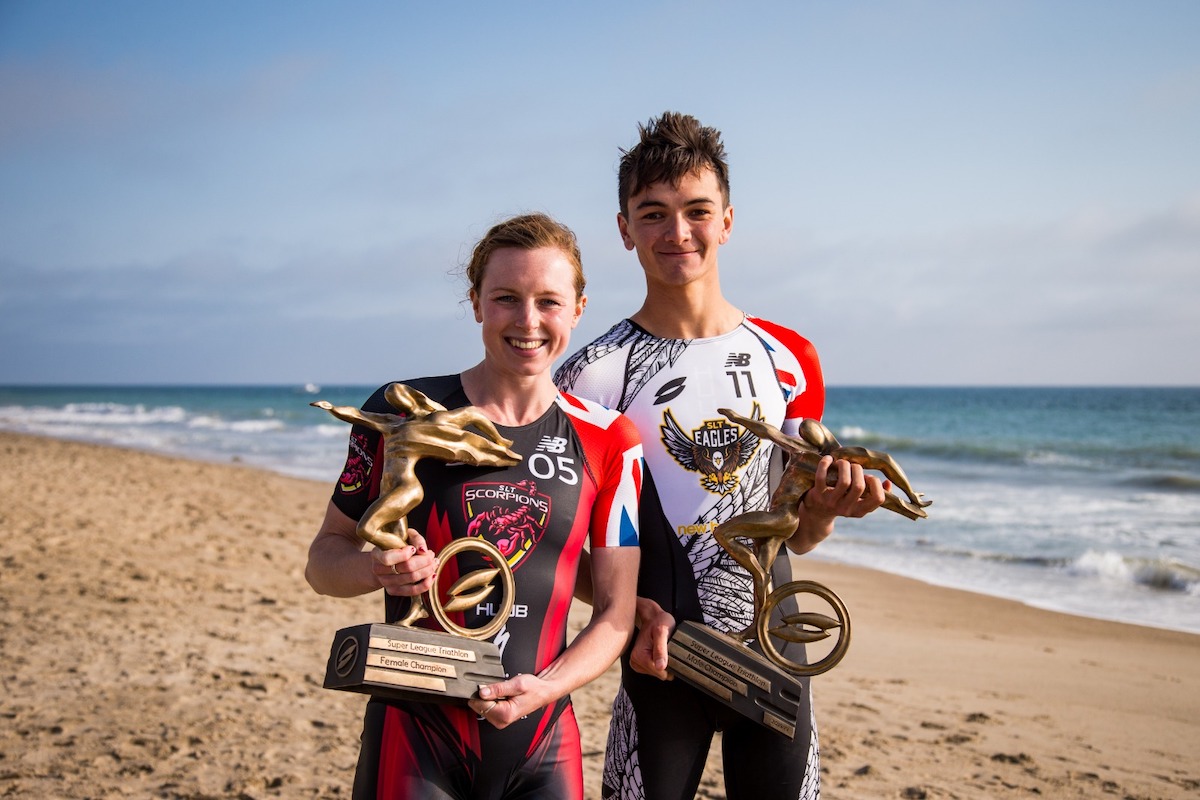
[557,392,643,548]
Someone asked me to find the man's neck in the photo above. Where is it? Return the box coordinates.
[630,288,743,340]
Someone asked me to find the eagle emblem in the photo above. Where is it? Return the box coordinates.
[660,405,761,494]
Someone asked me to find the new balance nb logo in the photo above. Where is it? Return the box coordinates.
[536,436,569,454]
[725,353,751,368]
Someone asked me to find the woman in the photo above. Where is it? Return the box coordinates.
[306,213,643,800]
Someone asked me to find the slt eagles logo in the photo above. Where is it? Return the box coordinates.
[660,404,762,494]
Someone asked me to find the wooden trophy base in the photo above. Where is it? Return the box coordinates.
[667,620,806,739]
[324,622,505,704]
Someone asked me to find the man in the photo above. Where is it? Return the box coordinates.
[555,112,886,800]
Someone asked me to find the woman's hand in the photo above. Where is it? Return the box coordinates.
[371,530,438,596]
[469,673,552,729]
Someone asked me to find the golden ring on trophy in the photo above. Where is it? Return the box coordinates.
[427,537,515,641]
[757,579,851,677]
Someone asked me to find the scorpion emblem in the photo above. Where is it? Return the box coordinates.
[466,481,547,567]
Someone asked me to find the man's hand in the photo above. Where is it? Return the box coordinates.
[628,597,676,680]
[806,455,888,519]
[788,456,888,554]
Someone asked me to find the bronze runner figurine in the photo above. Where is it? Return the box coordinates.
[714,408,931,643]
[312,383,521,629]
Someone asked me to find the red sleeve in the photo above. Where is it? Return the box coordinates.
[746,315,825,423]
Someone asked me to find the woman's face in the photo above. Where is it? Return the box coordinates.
[470,246,586,381]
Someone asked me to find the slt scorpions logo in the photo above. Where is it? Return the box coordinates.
[463,479,550,570]
[336,432,374,494]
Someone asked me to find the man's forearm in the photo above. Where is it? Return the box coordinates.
[786,498,836,555]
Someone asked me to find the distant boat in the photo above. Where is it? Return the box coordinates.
[303,383,321,394]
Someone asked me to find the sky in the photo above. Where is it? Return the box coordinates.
[1,1,1198,387]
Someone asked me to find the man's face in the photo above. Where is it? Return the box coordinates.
[617,168,733,290]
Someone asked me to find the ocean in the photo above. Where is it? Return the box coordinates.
[2,384,1197,635]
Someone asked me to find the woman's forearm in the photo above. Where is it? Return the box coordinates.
[305,501,381,597]
[537,547,639,698]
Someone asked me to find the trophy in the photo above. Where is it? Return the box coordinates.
[667,409,932,738]
[313,383,521,704]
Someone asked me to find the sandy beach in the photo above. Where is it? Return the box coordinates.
[1,430,1197,799]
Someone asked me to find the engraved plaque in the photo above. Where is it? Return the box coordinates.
[667,621,806,739]
[324,622,506,704]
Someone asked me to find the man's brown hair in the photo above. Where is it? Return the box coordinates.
[617,111,730,216]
